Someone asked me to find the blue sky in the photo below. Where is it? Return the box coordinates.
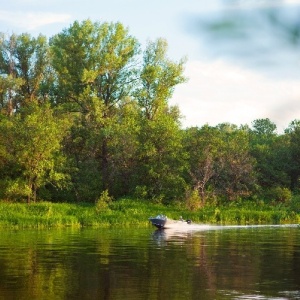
[1,0,300,132]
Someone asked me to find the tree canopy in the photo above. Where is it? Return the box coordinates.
[0,19,299,205]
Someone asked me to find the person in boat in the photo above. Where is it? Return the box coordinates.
[179,216,192,224]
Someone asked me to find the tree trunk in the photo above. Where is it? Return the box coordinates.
[27,182,32,204]
[101,139,109,191]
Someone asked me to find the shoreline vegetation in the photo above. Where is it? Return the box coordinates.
[0,198,299,229]
[1,20,300,227]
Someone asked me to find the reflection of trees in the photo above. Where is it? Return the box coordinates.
[0,228,299,299]
[195,229,300,296]
[0,231,71,299]
[150,228,300,298]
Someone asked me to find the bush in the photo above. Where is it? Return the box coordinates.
[134,185,148,200]
[95,190,113,213]
[185,189,202,211]
[264,187,292,203]
[289,195,300,213]
[273,187,292,203]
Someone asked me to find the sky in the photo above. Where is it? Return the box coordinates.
[1,0,300,132]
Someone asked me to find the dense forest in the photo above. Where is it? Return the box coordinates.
[0,19,299,205]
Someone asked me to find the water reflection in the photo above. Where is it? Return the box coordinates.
[152,228,194,245]
[151,223,300,244]
[0,226,299,299]
[151,224,300,299]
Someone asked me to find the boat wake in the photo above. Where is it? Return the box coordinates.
[152,223,299,244]
[162,223,299,232]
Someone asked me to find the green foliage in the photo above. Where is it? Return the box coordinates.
[136,38,186,120]
[105,98,140,197]
[95,190,113,213]
[1,178,31,200]
[184,124,255,204]
[0,20,300,207]
[185,189,202,211]
[129,38,187,202]
[134,185,148,200]
[50,19,141,197]
[0,103,71,202]
[263,187,292,203]
[285,120,300,191]
[289,195,300,213]
[0,33,50,113]
[0,198,299,229]
[252,118,277,135]
[135,112,187,202]
[250,118,290,190]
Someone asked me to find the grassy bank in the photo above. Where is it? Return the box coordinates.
[0,198,299,229]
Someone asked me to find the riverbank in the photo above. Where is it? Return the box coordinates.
[0,198,299,229]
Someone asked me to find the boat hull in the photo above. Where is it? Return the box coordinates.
[149,215,192,229]
[148,217,167,229]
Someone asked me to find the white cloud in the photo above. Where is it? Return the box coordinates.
[171,60,300,132]
[224,0,300,10]
[284,0,300,4]
[0,10,71,30]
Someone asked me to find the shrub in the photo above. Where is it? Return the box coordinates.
[289,195,300,213]
[270,187,292,203]
[185,189,202,211]
[95,190,113,213]
[134,185,148,200]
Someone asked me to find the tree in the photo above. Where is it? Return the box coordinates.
[0,103,70,203]
[0,33,50,114]
[50,20,140,198]
[135,107,187,202]
[184,125,221,205]
[285,120,300,191]
[252,118,277,136]
[185,123,255,203]
[249,118,290,194]
[134,39,187,202]
[105,97,140,197]
[135,39,186,120]
[50,22,187,201]
[213,124,255,201]
[0,75,23,115]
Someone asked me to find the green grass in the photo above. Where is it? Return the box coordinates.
[0,198,299,229]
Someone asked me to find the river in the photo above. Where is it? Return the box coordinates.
[0,224,299,299]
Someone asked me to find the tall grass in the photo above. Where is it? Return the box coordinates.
[0,198,299,229]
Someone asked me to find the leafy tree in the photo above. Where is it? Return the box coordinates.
[50,20,140,198]
[134,39,187,202]
[0,33,50,114]
[105,97,140,197]
[249,118,290,194]
[135,107,187,202]
[213,123,255,201]
[135,39,186,120]
[252,118,277,136]
[285,120,300,192]
[0,75,23,115]
[0,104,70,203]
[185,123,255,203]
[50,23,187,202]
[184,125,221,205]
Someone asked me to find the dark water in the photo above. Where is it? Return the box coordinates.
[0,225,299,300]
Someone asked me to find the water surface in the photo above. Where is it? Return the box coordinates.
[0,225,299,299]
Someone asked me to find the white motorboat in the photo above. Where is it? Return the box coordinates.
[149,214,192,229]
